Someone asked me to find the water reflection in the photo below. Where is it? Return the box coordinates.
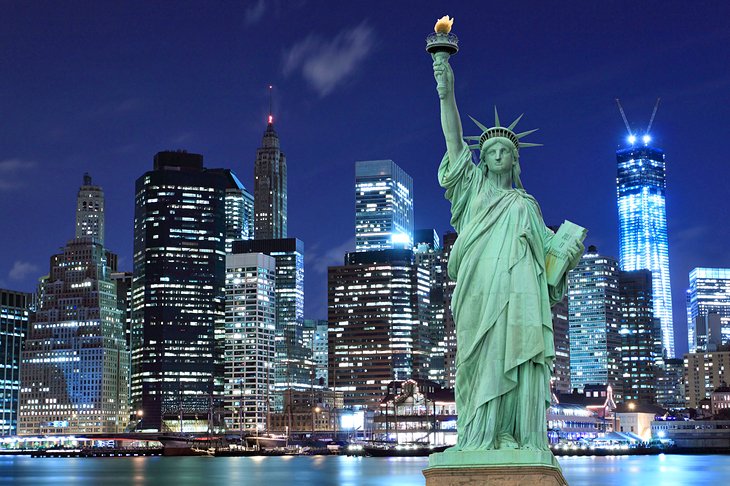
[3,454,730,486]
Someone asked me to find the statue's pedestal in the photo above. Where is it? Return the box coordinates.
[423,449,568,486]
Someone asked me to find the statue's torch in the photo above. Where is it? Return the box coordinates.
[426,15,459,93]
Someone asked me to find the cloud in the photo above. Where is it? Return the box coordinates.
[306,237,355,275]
[244,0,267,25]
[283,23,375,97]
[0,159,37,191]
[8,260,40,281]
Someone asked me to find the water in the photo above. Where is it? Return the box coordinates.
[2,454,729,485]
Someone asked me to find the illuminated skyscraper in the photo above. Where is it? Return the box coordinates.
[75,173,105,244]
[19,176,128,435]
[1,289,31,436]
[687,267,730,352]
[254,116,287,240]
[568,246,622,399]
[220,171,254,252]
[617,138,674,357]
[131,151,227,431]
[355,160,414,251]
[224,253,276,431]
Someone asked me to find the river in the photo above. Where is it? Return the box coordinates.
[2,454,729,485]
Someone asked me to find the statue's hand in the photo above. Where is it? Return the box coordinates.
[432,52,454,100]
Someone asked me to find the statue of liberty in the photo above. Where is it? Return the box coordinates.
[432,43,585,452]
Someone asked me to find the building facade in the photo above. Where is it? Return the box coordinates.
[303,319,329,386]
[232,239,309,397]
[131,151,227,431]
[354,160,414,251]
[1,289,31,436]
[687,267,730,352]
[224,253,276,432]
[684,349,730,409]
[656,357,685,409]
[441,232,458,387]
[19,175,128,435]
[254,117,287,240]
[221,170,254,252]
[328,249,430,409]
[616,142,674,357]
[618,270,662,403]
[568,246,622,399]
[552,296,571,394]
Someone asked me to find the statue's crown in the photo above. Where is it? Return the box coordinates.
[465,107,542,151]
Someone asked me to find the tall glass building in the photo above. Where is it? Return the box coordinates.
[687,267,730,352]
[1,289,31,436]
[616,140,674,357]
[355,160,414,251]
[568,246,622,399]
[131,151,227,431]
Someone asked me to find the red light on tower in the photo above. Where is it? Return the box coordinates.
[268,115,273,124]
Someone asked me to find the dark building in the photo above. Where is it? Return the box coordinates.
[131,151,227,431]
[618,270,663,403]
[551,296,571,394]
[1,289,31,436]
[441,232,458,387]
[254,116,287,240]
[328,249,430,409]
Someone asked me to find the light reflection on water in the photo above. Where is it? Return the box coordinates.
[1,454,729,485]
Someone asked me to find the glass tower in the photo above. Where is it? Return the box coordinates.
[1,289,30,436]
[687,267,730,352]
[355,160,414,251]
[617,141,674,357]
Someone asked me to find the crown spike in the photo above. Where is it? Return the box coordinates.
[468,115,490,133]
[507,113,524,131]
[464,135,481,140]
[494,106,501,127]
[467,143,480,150]
[516,128,539,139]
[518,142,542,148]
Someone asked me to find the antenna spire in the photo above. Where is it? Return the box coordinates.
[646,97,661,134]
[268,85,273,125]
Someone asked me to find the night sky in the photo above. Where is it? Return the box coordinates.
[2,1,729,356]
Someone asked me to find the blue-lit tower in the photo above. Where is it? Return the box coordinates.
[616,132,674,358]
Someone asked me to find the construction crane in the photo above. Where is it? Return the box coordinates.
[646,98,661,134]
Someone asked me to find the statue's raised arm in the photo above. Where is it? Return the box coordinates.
[432,53,467,163]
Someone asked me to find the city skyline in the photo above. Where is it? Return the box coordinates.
[2,2,730,356]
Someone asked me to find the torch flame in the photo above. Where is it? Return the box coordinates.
[434,15,454,34]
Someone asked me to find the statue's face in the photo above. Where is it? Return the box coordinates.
[482,141,514,175]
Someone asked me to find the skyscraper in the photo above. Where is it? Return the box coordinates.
[254,116,287,240]
[618,270,662,403]
[617,139,674,357]
[687,267,730,352]
[303,319,329,386]
[441,232,458,388]
[568,246,622,399]
[232,239,309,396]
[224,253,276,431]
[131,151,227,431]
[19,175,128,435]
[328,249,430,408]
[220,170,254,252]
[1,289,31,436]
[75,172,105,244]
[551,296,571,395]
[355,160,414,251]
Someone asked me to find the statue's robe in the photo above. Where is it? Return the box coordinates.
[439,145,567,450]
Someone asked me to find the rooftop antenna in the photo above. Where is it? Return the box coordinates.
[615,98,632,136]
[646,97,661,134]
[268,85,273,124]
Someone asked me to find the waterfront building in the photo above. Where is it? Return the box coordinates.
[711,386,730,416]
[268,388,343,434]
[687,267,730,352]
[556,384,617,427]
[19,175,128,435]
[131,151,227,431]
[303,319,329,386]
[374,379,456,446]
[254,115,287,240]
[683,348,730,409]
[546,402,608,443]
[0,289,31,436]
[568,246,622,399]
[656,357,685,410]
[414,229,446,386]
[224,253,276,432]
[551,296,571,394]
[232,238,310,398]
[618,270,663,403]
[614,402,664,441]
[616,139,674,357]
[441,232,458,387]
[652,419,730,449]
[354,160,414,251]
[328,249,430,409]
